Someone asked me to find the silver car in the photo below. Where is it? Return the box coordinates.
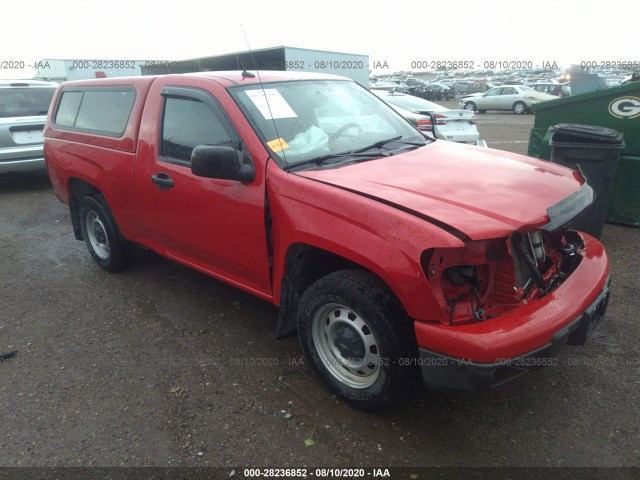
[372,89,480,143]
[0,80,57,174]
[459,85,556,114]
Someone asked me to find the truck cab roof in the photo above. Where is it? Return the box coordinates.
[57,70,349,88]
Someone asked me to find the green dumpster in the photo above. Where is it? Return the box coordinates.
[527,127,552,160]
[529,81,640,226]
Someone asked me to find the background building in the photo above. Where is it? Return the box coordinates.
[33,47,369,86]
[34,59,153,82]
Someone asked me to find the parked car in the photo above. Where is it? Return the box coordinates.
[425,82,455,101]
[368,80,409,93]
[404,76,428,87]
[403,77,430,98]
[44,72,610,410]
[371,90,480,143]
[0,80,58,174]
[459,85,557,114]
[446,80,473,95]
[527,83,571,97]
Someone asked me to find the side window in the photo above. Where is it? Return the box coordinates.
[54,88,135,136]
[161,96,234,163]
[502,87,518,95]
[484,88,502,97]
[55,91,83,127]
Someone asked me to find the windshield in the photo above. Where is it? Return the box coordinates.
[519,85,534,92]
[230,80,426,169]
[0,87,56,118]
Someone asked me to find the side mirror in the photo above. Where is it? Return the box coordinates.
[191,145,255,182]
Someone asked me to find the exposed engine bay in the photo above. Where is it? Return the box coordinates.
[424,228,586,325]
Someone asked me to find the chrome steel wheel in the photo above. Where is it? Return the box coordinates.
[79,194,134,271]
[298,270,418,409]
[311,302,381,389]
[85,210,110,260]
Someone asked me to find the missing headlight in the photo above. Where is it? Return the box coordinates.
[446,265,479,286]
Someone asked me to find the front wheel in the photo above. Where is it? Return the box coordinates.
[513,101,527,114]
[464,101,477,112]
[79,194,135,271]
[297,270,417,410]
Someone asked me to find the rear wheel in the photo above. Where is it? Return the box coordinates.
[297,270,417,410]
[79,194,135,271]
[464,101,477,112]
[513,101,527,114]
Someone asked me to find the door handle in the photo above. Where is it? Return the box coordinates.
[151,172,175,190]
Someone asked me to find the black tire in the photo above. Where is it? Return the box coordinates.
[464,101,477,112]
[297,269,417,410]
[79,193,135,272]
[513,101,527,114]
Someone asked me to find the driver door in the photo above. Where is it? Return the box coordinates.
[481,87,502,109]
[136,84,272,297]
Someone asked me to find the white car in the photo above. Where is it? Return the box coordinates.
[459,85,557,114]
[371,89,480,143]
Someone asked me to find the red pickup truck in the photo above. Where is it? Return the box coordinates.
[44,71,610,410]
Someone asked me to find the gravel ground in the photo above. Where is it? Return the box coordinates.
[0,110,638,476]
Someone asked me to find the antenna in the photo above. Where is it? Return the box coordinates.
[240,25,288,164]
[237,57,255,78]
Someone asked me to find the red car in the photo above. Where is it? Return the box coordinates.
[44,72,610,410]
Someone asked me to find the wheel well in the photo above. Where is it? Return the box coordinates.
[68,178,101,240]
[275,243,403,339]
[285,244,361,295]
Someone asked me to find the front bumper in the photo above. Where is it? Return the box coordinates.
[415,233,609,361]
[418,273,611,391]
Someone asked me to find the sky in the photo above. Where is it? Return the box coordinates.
[1,0,637,79]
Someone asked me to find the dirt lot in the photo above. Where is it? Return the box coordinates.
[1,110,639,477]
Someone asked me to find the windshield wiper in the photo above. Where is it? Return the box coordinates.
[352,136,425,154]
[283,151,382,172]
[351,135,401,153]
[283,137,427,172]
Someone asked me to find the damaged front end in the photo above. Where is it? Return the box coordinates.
[422,183,596,326]
[421,183,593,325]
[413,184,611,390]
[423,227,587,326]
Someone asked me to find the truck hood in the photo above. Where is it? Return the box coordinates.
[296,141,585,240]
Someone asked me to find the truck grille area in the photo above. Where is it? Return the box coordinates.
[424,228,584,325]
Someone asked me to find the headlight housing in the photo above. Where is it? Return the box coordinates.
[422,228,585,325]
